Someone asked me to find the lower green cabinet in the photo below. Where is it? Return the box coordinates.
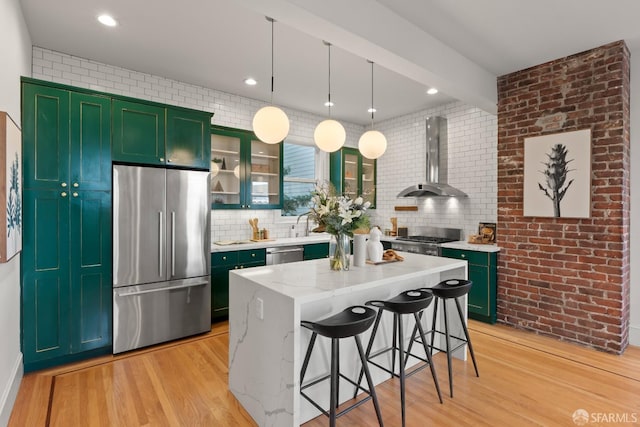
[303,243,329,260]
[440,247,498,324]
[22,189,112,371]
[211,249,266,320]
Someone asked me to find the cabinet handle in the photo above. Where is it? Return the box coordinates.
[171,212,176,276]
[72,192,78,197]
[73,182,79,188]
[159,211,164,277]
[61,191,67,198]
[240,265,244,269]
[61,182,67,188]
[167,159,172,163]
[160,157,165,162]
[234,266,238,269]
[461,254,466,258]
[247,205,251,208]
[251,253,255,257]
[222,256,227,261]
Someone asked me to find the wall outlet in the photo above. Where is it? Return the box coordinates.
[256,298,264,320]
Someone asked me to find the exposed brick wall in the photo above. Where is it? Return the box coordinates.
[496,41,630,353]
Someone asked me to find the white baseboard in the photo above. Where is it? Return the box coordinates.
[630,324,640,347]
[0,352,23,427]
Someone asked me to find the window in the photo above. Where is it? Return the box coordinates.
[282,142,316,216]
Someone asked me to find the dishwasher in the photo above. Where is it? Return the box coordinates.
[266,246,304,265]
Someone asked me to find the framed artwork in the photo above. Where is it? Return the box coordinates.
[0,112,22,262]
[523,129,591,218]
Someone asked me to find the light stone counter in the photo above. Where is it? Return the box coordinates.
[440,240,501,252]
[211,234,330,253]
[228,253,468,426]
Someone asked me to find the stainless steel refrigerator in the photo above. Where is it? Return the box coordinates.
[112,165,211,354]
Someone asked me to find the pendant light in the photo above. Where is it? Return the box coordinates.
[314,41,346,153]
[358,60,387,159]
[252,17,290,144]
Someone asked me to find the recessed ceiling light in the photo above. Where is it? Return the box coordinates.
[244,77,257,86]
[97,14,117,27]
[324,101,334,107]
[368,108,377,113]
[426,88,438,95]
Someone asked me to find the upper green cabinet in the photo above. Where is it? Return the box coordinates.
[22,85,111,191]
[210,126,283,209]
[330,147,376,208]
[112,99,165,166]
[112,99,212,169]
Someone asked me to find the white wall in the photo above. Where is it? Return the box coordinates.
[0,0,31,424]
[629,53,639,347]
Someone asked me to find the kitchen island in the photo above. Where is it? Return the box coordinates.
[228,252,468,426]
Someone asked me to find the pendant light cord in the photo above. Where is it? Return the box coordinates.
[327,42,332,118]
[267,17,275,104]
[369,60,375,128]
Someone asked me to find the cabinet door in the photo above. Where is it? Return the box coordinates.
[22,84,70,190]
[211,266,232,319]
[112,99,165,165]
[70,93,111,191]
[304,243,329,260]
[329,147,376,207]
[69,190,112,352]
[21,190,71,364]
[166,108,211,169]
[468,264,490,319]
[342,150,359,199]
[248,138,282,208]
[211,129,242,208]
[361,157,376,208]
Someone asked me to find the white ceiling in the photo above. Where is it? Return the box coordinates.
[18,0,640,125]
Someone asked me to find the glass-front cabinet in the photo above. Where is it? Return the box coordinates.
[210,126,282,209]
[330,147,376,207]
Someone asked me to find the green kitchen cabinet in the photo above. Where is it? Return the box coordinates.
[166,108,211,169]
[211,249,266,320]
[22,85,111,191]
[210,125,283,209]
[303,242,329,260]
[329,147,376,208]
[22,189,112,371]
[112,99,166,165]
[440,247,498,324]
[112,99,212,169]
[21,80,113,371]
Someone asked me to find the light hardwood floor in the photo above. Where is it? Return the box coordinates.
[9,321,640,426]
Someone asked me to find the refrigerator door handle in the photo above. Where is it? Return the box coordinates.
[159,211,164,277]
[115,280,209,297]
[171,211,176,276]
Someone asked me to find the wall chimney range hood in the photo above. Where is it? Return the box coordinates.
[397,116,468,198]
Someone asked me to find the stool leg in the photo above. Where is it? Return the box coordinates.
[392,313,398,376]
[330,338,339,427]
[414,312,443,404]
[300,332,318,386]
[442,299,454,398]
[429,297,439,357]
[354,335,384,427]
[397,315,406,427]
[354,308,383,399]
[336,338,340,410]
[454,297,479,377]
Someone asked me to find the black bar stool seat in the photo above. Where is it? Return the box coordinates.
[300,306,384,427]
[418,279,479,398]
[356,290,443,427]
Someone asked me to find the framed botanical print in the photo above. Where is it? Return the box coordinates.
[523,129,591,218]
[0,112,22,262]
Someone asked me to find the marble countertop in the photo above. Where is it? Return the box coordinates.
[229,252,467,304]
[440,240,501,252]
[211,234,330,252]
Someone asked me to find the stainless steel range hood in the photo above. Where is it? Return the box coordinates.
[397,116,468,198]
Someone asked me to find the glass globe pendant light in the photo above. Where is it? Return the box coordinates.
[358,60,387,159]
[252,17,290,144]
[314,41,346,152]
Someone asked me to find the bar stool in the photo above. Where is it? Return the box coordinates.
[419,279,479,398]
[355,289,443,427]
[300,306,384,427]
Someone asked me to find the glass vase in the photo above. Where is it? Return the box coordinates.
[329,232,351,271]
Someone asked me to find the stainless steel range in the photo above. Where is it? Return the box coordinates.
[390,227,462,256]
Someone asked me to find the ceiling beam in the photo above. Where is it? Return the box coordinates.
[235,0,498,115]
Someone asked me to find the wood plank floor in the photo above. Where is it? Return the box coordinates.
[9,321,640,426]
